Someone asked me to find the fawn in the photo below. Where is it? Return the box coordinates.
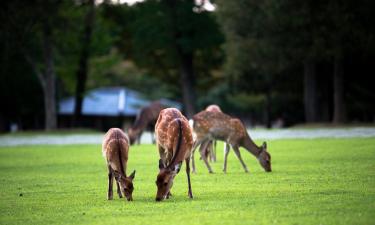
[102,128,136,201]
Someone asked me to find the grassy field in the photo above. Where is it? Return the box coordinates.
[0,138,374,225]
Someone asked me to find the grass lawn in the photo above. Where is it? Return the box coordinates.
[0,138,374,225]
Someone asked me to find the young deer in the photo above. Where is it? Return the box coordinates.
[154,108,194,201]
[128,101,165,145]
[102,128,136,201]
[192,111,271,173]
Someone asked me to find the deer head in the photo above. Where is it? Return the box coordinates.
[155,160,181,201]
[113,170,136,201]
[258,142,272,172]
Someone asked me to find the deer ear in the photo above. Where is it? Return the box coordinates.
[159,159,165,170]
[129,170,136,180]
[262,142,267,149]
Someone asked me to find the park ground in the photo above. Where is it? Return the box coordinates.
[0,138,374,225]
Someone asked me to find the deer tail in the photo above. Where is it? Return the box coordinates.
[168,119,183,168]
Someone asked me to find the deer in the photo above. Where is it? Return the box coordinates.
[191,110,271,174]
[154,108,194,201]
[102,128,136,201]
[128,101,166,145]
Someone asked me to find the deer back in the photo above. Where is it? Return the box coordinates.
[205,104,222,112]
[156,108,193,166]
[192,111,234,140]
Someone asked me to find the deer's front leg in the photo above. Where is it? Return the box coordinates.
[116,181,123,198]
[186,158,193,199]
[233,146,249,173]
[107,166,114,200]
[223,143,231,173]
[199,140,214,173]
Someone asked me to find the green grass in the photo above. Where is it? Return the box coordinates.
[0,138,374,225]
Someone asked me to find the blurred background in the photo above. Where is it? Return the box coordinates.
[0,0,374,132]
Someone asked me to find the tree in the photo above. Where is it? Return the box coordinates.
[103,0,224,118]
[73,0,96,126]
[3,1,62,130]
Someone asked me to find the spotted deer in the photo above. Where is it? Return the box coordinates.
[154,108,194,201]
[191,111,271,173]
[128,101,166,145]
[102,128,136,201]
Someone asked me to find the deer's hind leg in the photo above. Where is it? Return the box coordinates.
[186,158,193,198]
[199,140,214,173]
[107,165,114,200]
[191,138,209,173]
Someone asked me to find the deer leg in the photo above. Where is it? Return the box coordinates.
[212,140,217,162]
[137,131,142,145]
[151,130,156,144]
[116,181,123,198]
[223,143,231,173]
[107,165,114,200]
[186,158,193,199]
[191,139,202,174]
[206,141,213,162]
[199,140,214,173]
[233,146,249,173]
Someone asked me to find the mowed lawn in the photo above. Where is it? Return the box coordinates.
[0,138,374,225]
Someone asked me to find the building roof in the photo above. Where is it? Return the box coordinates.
[58,87,181,116]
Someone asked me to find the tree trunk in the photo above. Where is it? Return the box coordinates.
[73,0,95,127]
[165,0,196,118]
[42,20,57,130]
[303,60,318,123]
[178,52,196,118]
[333,56,346,123]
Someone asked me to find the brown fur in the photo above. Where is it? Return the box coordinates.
[192,111,272,173]
[128,101,166,145]
[154,108,194,201]
[102,128,136,201]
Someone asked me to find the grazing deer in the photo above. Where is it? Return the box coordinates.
[191,111,271,173]
[128,101,166,145]
[154,108,194,201]
[102,128,136,201]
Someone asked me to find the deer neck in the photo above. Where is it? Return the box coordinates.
[241,134,262,157]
